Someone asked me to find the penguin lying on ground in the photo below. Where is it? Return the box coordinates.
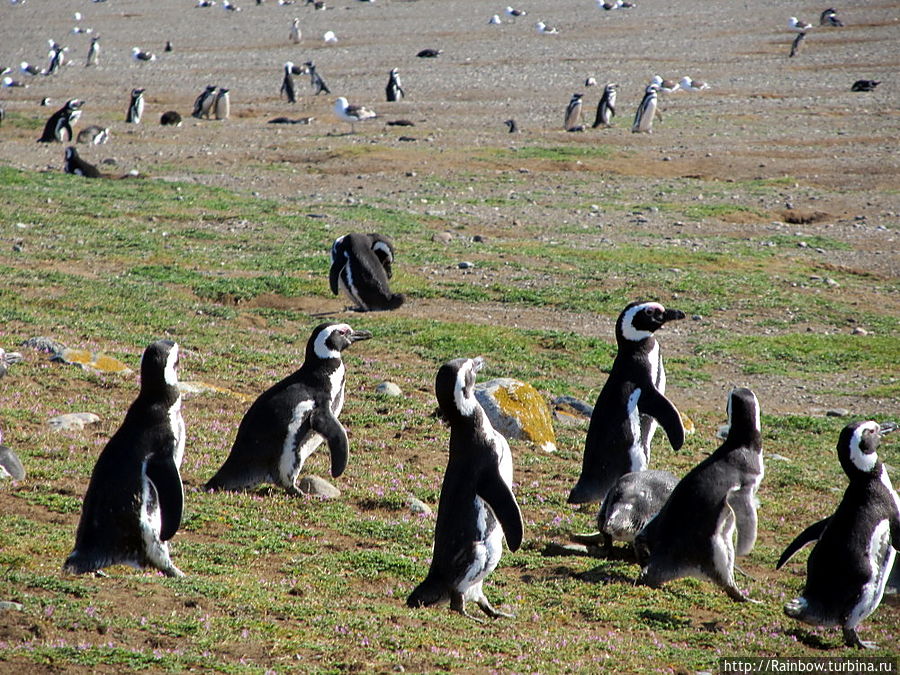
[407,357,523,619]
[777,420,898,648]
[568,301,685,505]
[64,340,186,577]
[635,387,764,601]
[0,427,26,481]
[329,233,405,311]
[64,146,101,177]
[205,323,371,496]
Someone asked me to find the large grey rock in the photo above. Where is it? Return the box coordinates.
[48,412,101,432]
[297,475,341,498]
[474,378,556,452]
[376,381,403,397]
[0,446,25,481]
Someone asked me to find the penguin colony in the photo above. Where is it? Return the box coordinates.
[0,0,894,661]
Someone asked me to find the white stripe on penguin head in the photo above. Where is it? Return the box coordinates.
[621,302,664,342]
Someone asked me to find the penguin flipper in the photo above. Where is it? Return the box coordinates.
[308,408,348,478]
[146,454,184,541]
[776,517,830,570]
[477,471,524,552]
[328,260,342,296]
[638,388,684,450]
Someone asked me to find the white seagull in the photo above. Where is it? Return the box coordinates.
[323,30,337,43]
[679,76,709,91]
[333,96,376,133]
[788,17,812,32]
[535,21,559,35]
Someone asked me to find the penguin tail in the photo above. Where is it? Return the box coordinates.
[406,576,447,609]
[63,550,104,575]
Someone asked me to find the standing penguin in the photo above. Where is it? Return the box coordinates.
[281,62,297,103]
[564,93,584,131]
[631,84,658,133]
[205,323,371,496]
[214,87,230,120]
[407,357,524,619]
[329,232,405,311]
[38,99,83,142]
[64,146,101,177]
[126,87,145,124]
[777,420,898,648]
[85,36,100,66]
[385,67,405,102]
[568,301,685,505]
[634,388,764,601]
[305,61,330,95]
[192,84,217,118]
[289,17,302,43]
[592,82,617,127]
[63,340,186,577]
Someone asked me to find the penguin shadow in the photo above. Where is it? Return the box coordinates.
[784,627,843,651]
[574,561,636,587]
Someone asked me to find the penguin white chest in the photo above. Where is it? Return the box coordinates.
[626,388,646,472]
[168,395,186,468]
[847,519,894,627]
[140,460,163,536]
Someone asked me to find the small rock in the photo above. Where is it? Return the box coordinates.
[297,475,340,498]
[472,235,486,243]
[542,542,589,557]
[48,412,101,432]
[825,408,850,418]
[375,381,402,397]
[691,314,703,321]
[458,261,474,269]
[797,241,808,248]
[766,453,791,462]
[0,447,26,481]
[0,601,24,612]
[551,395,593,419]
[851,327,868,335]
[406,496,432,516]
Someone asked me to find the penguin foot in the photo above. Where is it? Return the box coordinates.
[733,564,757,581]
[723,584,757,603]
[162,565,185,578]
[842,627,876,649]
[449,593,484,622]
[476,598,514,619]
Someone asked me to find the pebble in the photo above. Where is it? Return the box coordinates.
[375,381,402,397]
[406,496,432,516]
[542,542,589,557]
[851,327,868,336]
[297,475,340,498]
[766,453,791,462]
[0,601,24,612]
[458,261,474,269]
[48,412,101,432]
[825,408,850,418]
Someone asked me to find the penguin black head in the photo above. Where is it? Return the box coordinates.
[139,339,180,397]
[131,87,145,96]
[723,387,761,444]
[435,356,484,422]
[307,322,372,361]
[66,99,84,112]
[616,301,685,344]
[368,233,395,275]
[837,420,895,476]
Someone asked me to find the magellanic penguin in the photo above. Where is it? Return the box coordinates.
[289,17,301,43]
[407,357,524,619]
[64,340,187,577]
[281,62,297,103]
[568,301,685,505]
[564,93,584,132]
[85,36,100,66]
[160,111,182,126]
[592,82,617,128]
[776,420,899,649]
[385,67,405,102]
[38,99,83,142]
[329,233,405,311]
[820,8,843,27]
[305,61,330,95]
[192,84,217,118]
[634,388,764,601]
[214,87,230,120]
[0,347,24,379]
[132,47,157,62]
[572,469,677,554]
[631,84,658,133]
[205,323,371,496]
[789,31,806,58]
[126,87,145,123]
[64,146,102,177]
[77,124,109,145]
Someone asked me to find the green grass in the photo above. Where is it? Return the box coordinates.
[0,160,897,674]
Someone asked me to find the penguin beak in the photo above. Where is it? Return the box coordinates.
[471,356,485,372]
[348,329,372,343]
[879,422,898,436]
[662,309,686,323]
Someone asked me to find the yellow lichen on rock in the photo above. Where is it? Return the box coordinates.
[479,379,557,452]
[58,348,134,375]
